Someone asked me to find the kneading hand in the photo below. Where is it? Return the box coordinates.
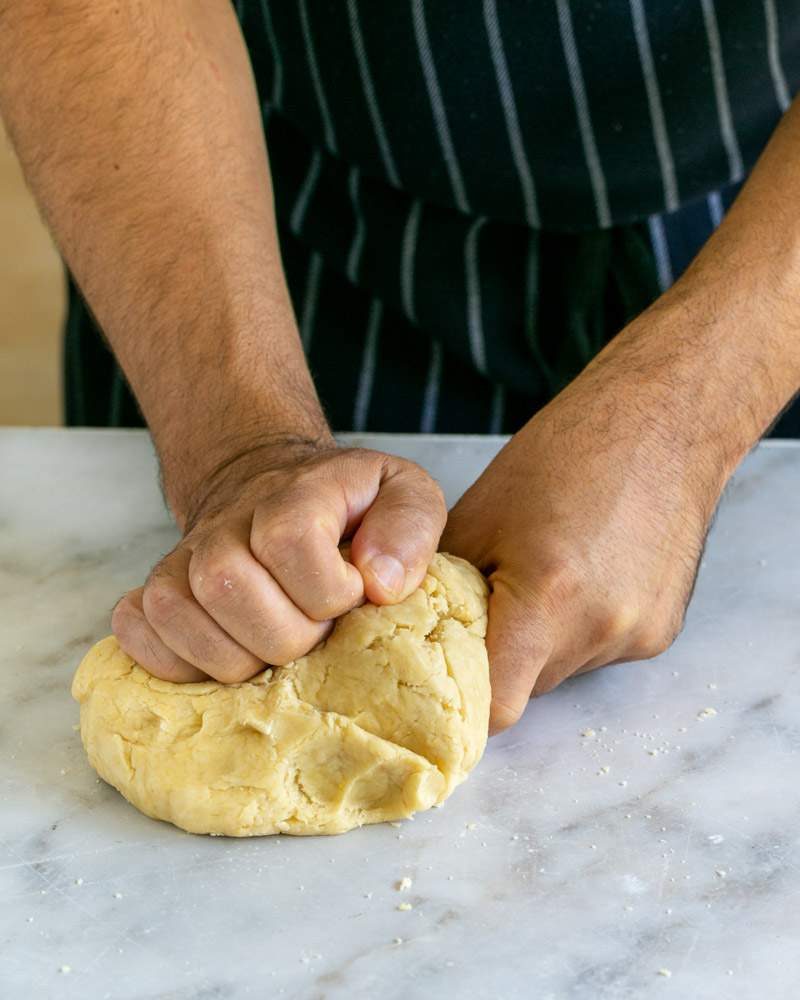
[442,313,733,733]
[113,443,446,683]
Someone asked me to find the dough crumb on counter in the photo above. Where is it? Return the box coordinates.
[396,877,413,892]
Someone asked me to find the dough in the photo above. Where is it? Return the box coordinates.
[72,553,490,836]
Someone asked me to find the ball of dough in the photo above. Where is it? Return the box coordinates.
[72,553,490,836]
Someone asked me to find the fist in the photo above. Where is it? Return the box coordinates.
[112,446,446,683]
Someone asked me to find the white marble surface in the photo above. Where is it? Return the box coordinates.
[2,428,800,999]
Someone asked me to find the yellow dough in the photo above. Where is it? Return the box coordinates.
[72,553,490,836]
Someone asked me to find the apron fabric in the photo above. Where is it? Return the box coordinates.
[64,1,800,435]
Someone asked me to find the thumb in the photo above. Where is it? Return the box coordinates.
[485,578,553,734]
[350,457,446,604]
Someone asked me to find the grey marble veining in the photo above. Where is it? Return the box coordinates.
[1,428,799,999]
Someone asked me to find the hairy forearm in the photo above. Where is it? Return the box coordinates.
[589,97,800,483]
[0,1,330,520]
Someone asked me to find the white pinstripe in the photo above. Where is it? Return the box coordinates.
[411,0,470,214]
[290,149,323,235]
[707,190,724,229]
[700,0,744,183]
[347,168,366,284]
[555,0,611,228]
[300,252,323,353]
[420,339,443,433]
[347,0,402,187]
[401,199,423,324]
[488,384,506,435]
[629,0,679,213]
[483,0,540,228]
[465,217,488,375]
[647,215,673,292]
[259,0,284,107]
[298,0,338,153]
[353,299,383,431]
[764,0,791,112]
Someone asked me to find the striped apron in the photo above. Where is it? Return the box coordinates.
[65,1,800,435]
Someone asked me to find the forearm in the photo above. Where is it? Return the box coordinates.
[586,97,800,485]
[0,1,329,522]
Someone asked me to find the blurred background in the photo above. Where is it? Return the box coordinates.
[0,120,64,425]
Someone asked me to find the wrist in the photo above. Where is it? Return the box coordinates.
[159,414,335,531]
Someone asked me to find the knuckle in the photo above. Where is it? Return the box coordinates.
[142,576,183,629]
[111,596,137,639]
[188,551,242,608]
[631,622,675,660]
[523,550,582,606]
[252,517,305,567]
[592,602,639,646]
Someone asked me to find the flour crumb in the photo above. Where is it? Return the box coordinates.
[59,965,72,975]
[598,766,610,775]
[113,892,123,899]
[657,968,672,978]
[393,937,404,945]
[396,877,413,892]
[397,902,413,911]
[697,707,718,720]
[74,878,83,886]
[708,834,725,845]
[707,683,717,690]
[581,728,596,738]
[465,822,477,830]
[715,869,727,878]
[389,822,403,828]
[618,780,628,788]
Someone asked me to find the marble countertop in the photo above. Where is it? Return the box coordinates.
[2,428,799,999]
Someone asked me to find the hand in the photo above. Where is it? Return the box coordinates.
[442,315,734,733]
[112,439,446,683]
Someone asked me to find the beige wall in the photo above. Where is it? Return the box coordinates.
[0,120,64,425]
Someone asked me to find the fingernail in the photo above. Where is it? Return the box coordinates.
[366,554,406,595]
